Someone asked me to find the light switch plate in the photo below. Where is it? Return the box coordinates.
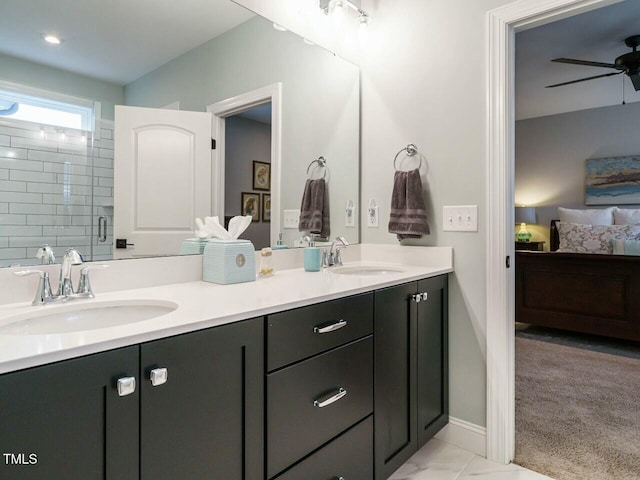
[283,209,300,229]
[443,205,478,232]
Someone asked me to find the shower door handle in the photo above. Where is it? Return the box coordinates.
[98,216,107,242]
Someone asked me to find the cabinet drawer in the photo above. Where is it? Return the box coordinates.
[267,293,373,371]
[275,416,373,480]
[267,336,373,478]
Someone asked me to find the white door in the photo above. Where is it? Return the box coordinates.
[114,105,212,258]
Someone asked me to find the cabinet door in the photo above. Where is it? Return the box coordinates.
[374,281,417,480]
[0,347,139,480]
[417,275,449,447]
[140,317,263,480]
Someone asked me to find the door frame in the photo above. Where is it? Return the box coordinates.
[207,83,282,246]
[485,0,621,464]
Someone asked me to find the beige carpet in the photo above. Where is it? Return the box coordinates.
[515,336,640,480]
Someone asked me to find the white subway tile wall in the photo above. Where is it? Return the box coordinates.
[0,119,114,267]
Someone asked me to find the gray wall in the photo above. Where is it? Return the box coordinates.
[125,15,360,247]
[0,52,124,121]
[225,115,271,249]
[515,101,640,247]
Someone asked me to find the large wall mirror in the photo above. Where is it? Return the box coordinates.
[0,0,360,267]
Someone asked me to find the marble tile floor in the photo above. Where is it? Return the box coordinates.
[390,438,555,480]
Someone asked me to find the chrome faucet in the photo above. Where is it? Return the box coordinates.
[36,244,56,265]
[57,248,84,297]
[12,248,105,306]
[323,236,349,267]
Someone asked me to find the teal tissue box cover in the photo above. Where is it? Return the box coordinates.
[203,239,256,284]
[179,238,208,255]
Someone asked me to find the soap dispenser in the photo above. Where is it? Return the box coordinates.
[272,233,288,250]
[303,234,322,272]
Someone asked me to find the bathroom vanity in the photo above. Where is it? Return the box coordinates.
[0,248,451,480]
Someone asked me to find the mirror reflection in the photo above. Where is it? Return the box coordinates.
[0,0,360,267]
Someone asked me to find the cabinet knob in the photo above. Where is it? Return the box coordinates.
[117,376,136,397]
[313,387,347,408]
[150,368,168,387]
[412,293,428,303]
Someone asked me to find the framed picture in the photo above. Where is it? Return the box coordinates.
[241,192,260,221]
[586,156,640,205]
[262,194,271,222]
[253,161,271,191]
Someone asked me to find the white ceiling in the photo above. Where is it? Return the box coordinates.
[0,0,255,85]
[516,0,640,120]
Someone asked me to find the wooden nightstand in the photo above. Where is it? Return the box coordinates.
[515,241,545,251]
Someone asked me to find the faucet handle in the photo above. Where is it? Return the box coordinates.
[76,264,109,298]
[13,269,56,306]
[334,247,345,266]
[13,269,48,278]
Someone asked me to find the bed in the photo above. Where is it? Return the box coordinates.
[515,219,640,341]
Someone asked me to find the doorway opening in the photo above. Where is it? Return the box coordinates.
[486,0,622,466]
[207,83,282,247]
[224,104,272,249]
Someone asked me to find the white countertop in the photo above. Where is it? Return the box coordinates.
[0,250,452,374]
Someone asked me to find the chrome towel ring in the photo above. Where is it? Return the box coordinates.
[394,144,422,171]
[307,156,328,179]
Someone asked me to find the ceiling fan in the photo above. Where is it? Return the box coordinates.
[546,35,640,91]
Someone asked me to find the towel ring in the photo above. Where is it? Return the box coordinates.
[307,156,328,179]
[394,144,422,171]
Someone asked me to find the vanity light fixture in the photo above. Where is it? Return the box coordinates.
[319,0,370,36]
[358,12,369,44]
[39,127,46,138]
[273,23,288,32]
[303,38,316,46]
[57,129,66,141]
[43,34,62,45]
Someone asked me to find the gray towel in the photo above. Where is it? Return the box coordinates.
[299,178,330,238]
[388,168,429,240]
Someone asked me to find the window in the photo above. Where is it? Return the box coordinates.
[0,83,96,132]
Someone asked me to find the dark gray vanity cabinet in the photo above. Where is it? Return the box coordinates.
[140,317,264,480]
[0,347,140,480]
[416,276,449,446]
[0,317,263,480]
[374,275,449,480]
[266,294,374,480]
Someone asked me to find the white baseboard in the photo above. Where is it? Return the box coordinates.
[434,417,487,457]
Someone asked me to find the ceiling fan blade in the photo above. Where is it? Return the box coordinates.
[630,74,640,91]
[551,58,620,69]
[545,71,624,88]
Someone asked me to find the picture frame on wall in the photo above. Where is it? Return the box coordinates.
[241,192,260,221]
[253,161,271,191]
[262,194,271,222]
[585,156,640,205]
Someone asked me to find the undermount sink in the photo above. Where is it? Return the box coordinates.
[0,300,178,335]
[331,265,405,276]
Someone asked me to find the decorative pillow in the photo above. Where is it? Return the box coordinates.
[612,239,640,256]
[558,207,614,225]
[556,222,640,254]
[613,207,640,225]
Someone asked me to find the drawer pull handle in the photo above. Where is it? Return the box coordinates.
[313,319,347,334]
[313,387,347,408]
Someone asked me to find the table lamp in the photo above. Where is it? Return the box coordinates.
[515,206,535,242]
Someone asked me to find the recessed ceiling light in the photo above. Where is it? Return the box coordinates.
[273,23,288,32]
[43,34,62,45]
